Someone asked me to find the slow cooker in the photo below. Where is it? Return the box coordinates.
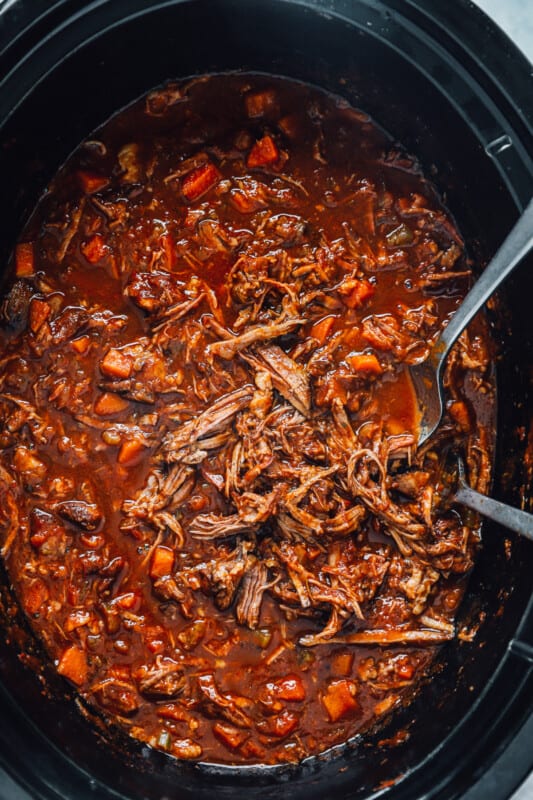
[0,1,532,798]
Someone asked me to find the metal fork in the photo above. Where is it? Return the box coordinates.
[453,454,533,541]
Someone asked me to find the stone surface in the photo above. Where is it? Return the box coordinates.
[475,0,533,63]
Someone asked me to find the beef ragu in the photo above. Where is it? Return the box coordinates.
[0,74,494,765]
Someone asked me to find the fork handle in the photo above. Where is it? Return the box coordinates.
[455,483,533,541]
[435,197,533,365]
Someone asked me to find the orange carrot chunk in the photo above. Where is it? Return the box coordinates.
[396,657,416,681]
[260,709,299,738]
[117,438,146,466]
[113,592,140,611]
[78,171,109,194]
[150,545,175,579]
[331,652,354,677]
[213,722,248,751]
[28,298,51,334]
[71,335,90,354]
[322,679,358,722]
[15,242,34,276]
[57,645,88,686]
[94,392,129,416]
[157,704,189,722]
[346,353,383,375]
[100,349,133,379]
[247,135,279,168]
[310,316,336,345]
[270,674,306,702]
[181,162,220,202]
[343,279,375,309]
[245,89,277,118]
[81,233,108,264]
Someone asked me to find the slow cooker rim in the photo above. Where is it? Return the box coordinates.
[1,0,533,143]
[0,1,532,799]
[1,0,533,212]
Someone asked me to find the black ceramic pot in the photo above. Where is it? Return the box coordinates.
[0,2,532,799]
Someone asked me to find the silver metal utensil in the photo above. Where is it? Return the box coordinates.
[453,454,533,541]
[410,197,533,448]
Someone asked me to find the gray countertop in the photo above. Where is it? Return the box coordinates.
[474,0,533,64]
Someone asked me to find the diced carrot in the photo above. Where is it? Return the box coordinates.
[157,703,189,722]
[181,162,220,202]
[310,316,336,345]
[245,89,277,118]
[346,352,383,375]
[239,739,265,759]
[57,645,88,686]
[171,739,203,759]
[150,545,175,579]
[269,674,306,702]
[30,529,48,550]
[94,392,129,416]
[396,656,415,681]
[331,652,354,677]
[260,709,299,738]
[144,625,166,655]
[100,348,133,379]
[113,592,141,611]
[81,233,108,264]
[15,242,34,276]
[343,279,375,309]
[117,437,146,466]
[213,722,248,751]
[78,171,109,194]
[23,579,49,615]
[374,694,398,717]
[71,335,90,354]
[186,494,209,513]
[322,679,358,722]
[28,298,51,334]
[247,135,279,168]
